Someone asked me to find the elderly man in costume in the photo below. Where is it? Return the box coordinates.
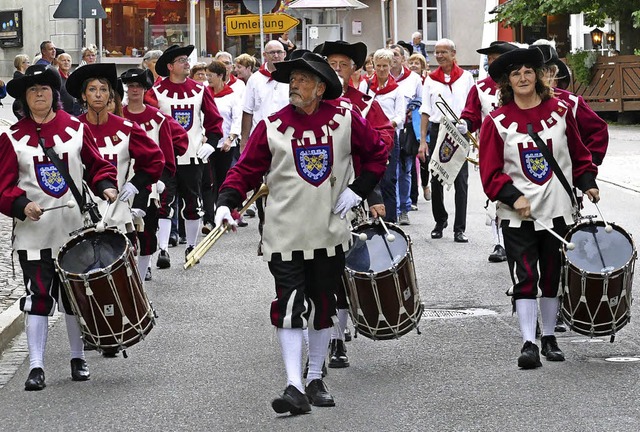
[214,52,388,415]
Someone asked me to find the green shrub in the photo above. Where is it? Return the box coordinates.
[566,49,599,86]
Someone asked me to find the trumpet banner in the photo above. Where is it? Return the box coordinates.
[428,115,470,188]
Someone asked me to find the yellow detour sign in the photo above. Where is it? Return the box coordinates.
[225,13,299,36]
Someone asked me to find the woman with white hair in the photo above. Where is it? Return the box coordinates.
[142,49,164,83]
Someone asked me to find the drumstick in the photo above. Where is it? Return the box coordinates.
[377,218,396,242]
[41,200,76,212]
[351,232,368,241]
[593,202,613,233]
[531,217,575,250]
[96,201,112,233]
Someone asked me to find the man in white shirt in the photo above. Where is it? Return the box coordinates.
[240,40,290,151]
[418,38,474,242]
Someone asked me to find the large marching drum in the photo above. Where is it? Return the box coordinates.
[342,222,424,340]
[560,218,636,338]
[56,227,155,354]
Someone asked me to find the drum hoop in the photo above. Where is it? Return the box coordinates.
[55,227,131,277]
[346,222,411,275]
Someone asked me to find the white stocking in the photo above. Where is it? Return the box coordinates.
[137,254,151,282]
[157,218,172,251]
[307,327,331,383]
[26,314,48,370]
[277,328,304,393]
[515,299,538,343]
[184,219,200,247]
[65,314,85,360]
[539,297,560,337]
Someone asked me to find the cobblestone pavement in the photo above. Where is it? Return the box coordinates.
[0,216,23,316]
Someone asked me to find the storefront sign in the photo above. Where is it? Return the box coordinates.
[225,13,299,36]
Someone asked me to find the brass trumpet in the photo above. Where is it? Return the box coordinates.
[183,183,269,269]
[435,94,479,165]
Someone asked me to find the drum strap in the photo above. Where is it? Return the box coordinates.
[526,124,578,210]
[38,138,101,223]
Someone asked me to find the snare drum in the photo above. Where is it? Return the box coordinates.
[561,220,636,337]
[56,227,155,353]
[342,222,424,340]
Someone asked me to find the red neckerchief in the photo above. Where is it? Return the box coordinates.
[211,84,234,98]
[349,75,363,89]
[393,66,413,84]
[258,64,273,82]
[227,74,238,86]
[429,63,464,89]
[366,73,399,96]
[59,70,69,80]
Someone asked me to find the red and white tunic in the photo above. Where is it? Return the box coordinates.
[0,111,117,259]
[461,76,501,133]
[146,77,223,165]
[219,102,388,261]
[479,98,597,229]
[79,113,164,231]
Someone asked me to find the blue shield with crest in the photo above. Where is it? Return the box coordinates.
[439,134,459,163]
[295,145,331,187]
[172,107,194,131]
[519,141,552,185]
[35,161,68,198]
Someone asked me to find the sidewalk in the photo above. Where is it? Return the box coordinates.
[0,92,638,353]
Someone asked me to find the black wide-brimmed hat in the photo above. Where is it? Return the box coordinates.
[314,40,368,69]
[55,48,66,58]
[155,44,194,77]
[477,41,518,55]
[7,64,61,99]
[66,63,118,99]
[488,47,544,82]
[120,68,154,90]
[396,41,413,56]
[534,44,571,89]
[272,51,343,100]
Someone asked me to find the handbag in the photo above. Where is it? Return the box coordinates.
[399,122,420,156]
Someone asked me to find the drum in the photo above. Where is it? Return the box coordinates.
[342,222,423,340]
[56,227,155,352]
[561,219,636,337]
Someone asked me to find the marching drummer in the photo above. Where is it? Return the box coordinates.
[478,47,599,369]
[214,51,387,414]
[0,65,118,390]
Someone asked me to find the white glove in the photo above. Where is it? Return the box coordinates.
[456,121,468,135]
[333,187,362,219]
[214,206,237,230]
[156,180,166,194]
[131,208,146,219]
[119,182,139,202]
[197,143,215,161]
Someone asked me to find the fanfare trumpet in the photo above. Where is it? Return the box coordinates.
[435,94,479,165]
[183,183,269,269]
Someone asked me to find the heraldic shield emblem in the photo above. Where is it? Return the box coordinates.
[295,145,332,186]
[34,157,69,198]
[172,106,194,131]
[519,141,552,185]
[438,134,459,163]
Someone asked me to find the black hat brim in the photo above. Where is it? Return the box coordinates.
[66,63,118,99]
[488,47,544,82]
[317,40,368,70]
[155,45,195,77]
[272,53,343,100]
[6,65,61,99]
[477,42,518,55]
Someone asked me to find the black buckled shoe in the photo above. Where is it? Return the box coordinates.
[305,379,335,407]
[156,249,170,269]
[328,339,350,368]
[518,341,542,369]
[454,232,469,243]
[488,244,507,262]
[70,358,91,381]
[24,368,46,391]
[185,246,199,264]
[431,221,448,239]
[271,385,311,415]
[541,335,565,361]
[169,232,179,248]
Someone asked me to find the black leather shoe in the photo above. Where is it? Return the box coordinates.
[185,246,199,264]
[541,335,565,361]
[70,358,90,381]
[518,341,542,369]
[144,267,152,281]
[24,368,46,391]
[271,385,311,415]
[488,244,507,262]
[431,221,448,239]
[156,249,170,269]
[328,339,349,368]
[168,232,179,248]
[344,327,352,342]
[179,236,187,245]
[305,379,335,407]
[454,232,469,243]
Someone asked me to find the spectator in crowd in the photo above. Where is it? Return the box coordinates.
[35,41,57,66]
[411,32,428,61]
[234,53,257,83]
[277,31,297,59]
[56,51,83,116]
[142,50,164,83]
[78,45,98,67]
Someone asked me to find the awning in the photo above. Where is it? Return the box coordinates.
[287,0,369,10]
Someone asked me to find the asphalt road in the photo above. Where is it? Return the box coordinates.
[0,163,638,432]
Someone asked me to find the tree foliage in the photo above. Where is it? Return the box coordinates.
[493,0,640,28]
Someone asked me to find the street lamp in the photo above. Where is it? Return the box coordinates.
[590,27,603,50]
[606,30,616,48]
